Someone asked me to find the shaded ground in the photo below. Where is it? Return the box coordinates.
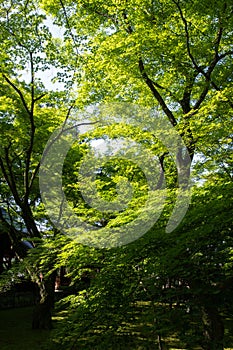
[49,301,233,350]
[0,305,233,350]
[0,307,50,350]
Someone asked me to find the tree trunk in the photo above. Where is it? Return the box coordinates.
[32,272,56,330]
[0,251,3,274]
[201,305,224,350]
[158,333,165,350]
[21,204,40,238]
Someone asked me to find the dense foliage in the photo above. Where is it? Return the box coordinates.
[0,0,232,349]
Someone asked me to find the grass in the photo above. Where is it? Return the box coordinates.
[0,305,233,350]
[0,307,50,350]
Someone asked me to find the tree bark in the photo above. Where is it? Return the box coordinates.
[201,305,224,350]
[158,333,165,350]
[32,272,56,330]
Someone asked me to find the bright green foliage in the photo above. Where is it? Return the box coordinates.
[62,127,159,229]
[37,0,233,348]
[0,0,72,231]
[44,180,233,349]
[0,0,232,348]
[42,0,233,161]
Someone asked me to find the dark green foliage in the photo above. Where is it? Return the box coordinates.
[43,181,233,349]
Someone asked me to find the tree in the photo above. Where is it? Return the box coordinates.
[40,179,232,349]
[0,0,71,328]
[39,0,233,348]
[42,0,233,159]
[0,0,232,347]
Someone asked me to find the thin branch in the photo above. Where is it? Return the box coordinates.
[151,79,179,102]
[2,74,30,115]
[218,50,233,60]
[173,0,233,110]
[59,0,79,56]
[29,119,98,192]
[139,59,177,126]
[34,93,46,102]
[30,51,35,115]
[24,52,36,203]
[28,162,41,192]
[62,100,77,129]
[62,120,99,134]
[40,97,99,163]
[0,152,21,207]
[193,82,211,110]
[172,0,201,74]
[120,10,177,126]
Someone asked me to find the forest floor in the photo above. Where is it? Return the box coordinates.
[0,306,233,350]
[0,307,50,350]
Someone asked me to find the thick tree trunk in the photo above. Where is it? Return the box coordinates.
[201,305,224,350]
[32,273,56,330]
[21,204,40,238]
[32,299,52,330]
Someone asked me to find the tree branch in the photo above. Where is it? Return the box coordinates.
[24,52,36,203]
[2,74,30,115]
[151,78,179,102]
[0,150,21,207]
[34,93,46,102]
[138,59,177,126]
[120,10,177,126]
[173,0,233,110]
[180,73,196,114]
[59,0,79,56]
